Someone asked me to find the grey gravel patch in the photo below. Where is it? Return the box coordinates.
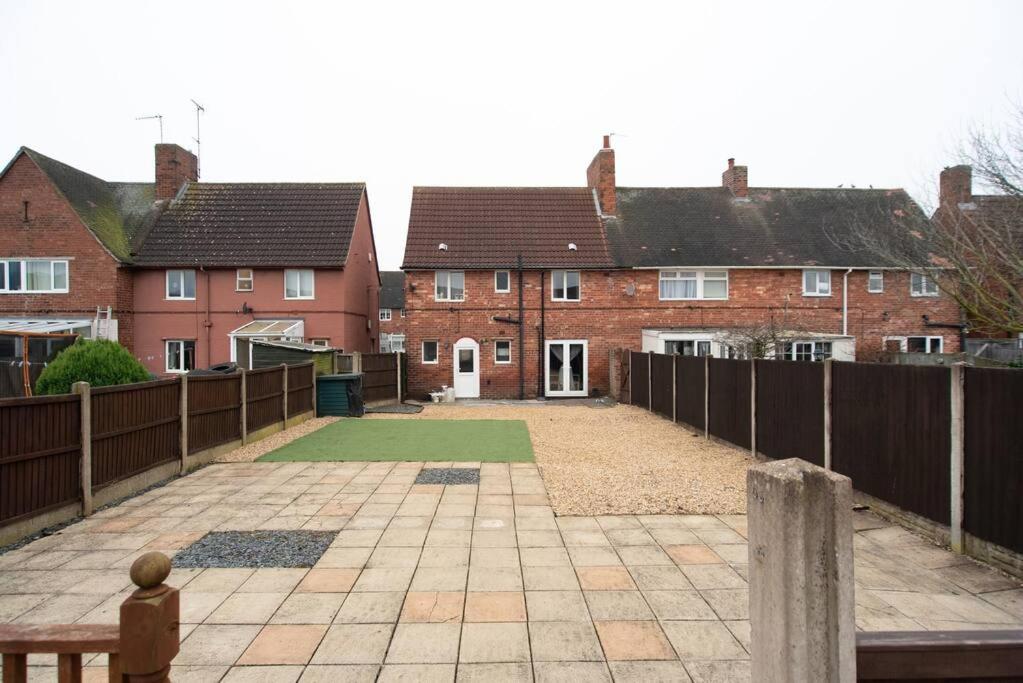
[366,403,424,414]
[172,530,337,568]
[415,468,480,485]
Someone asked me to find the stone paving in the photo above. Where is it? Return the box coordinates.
[1,461,1021,682]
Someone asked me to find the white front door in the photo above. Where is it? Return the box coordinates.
[453,337,480,398]
[545,340,588,397]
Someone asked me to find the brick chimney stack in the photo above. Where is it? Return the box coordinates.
[939,165,972,208]
[155,144,199,201]
[722,157,748,198]
[586,135,616,215]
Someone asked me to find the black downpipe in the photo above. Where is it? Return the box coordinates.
[517,255,525,400]
[538,271,546,398]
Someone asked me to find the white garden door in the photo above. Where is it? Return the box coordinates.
[545,340,588,397]
[453,337,480,398]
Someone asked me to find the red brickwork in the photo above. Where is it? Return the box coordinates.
[586,137,616,215]
[404,268,962,399]
[155,144,198,201]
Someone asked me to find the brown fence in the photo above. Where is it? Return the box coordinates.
[629,351,650,410]
[245,367,284,432]
[0,394,81,526]
[708,358,752,449]
[361,353,398,403]
[964,367,1023,555]
[675,356,705,430]
[91,379,180,489]
[755,360,824,466]
[287,363,315,415]
[187,374,242,455]
[649,353,674,420]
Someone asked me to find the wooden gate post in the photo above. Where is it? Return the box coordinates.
[823,358,833,471]
[120,552,179,683]
[239,369,248,446]
[179,375,189,473]
[72,382,93,517]
[950,363,966,554]
[282,363,289,425]
[703,355,710,440]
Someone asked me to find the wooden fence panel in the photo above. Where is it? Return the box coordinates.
[91,380,180,489]
[188,374,241,454]
[675,356,705,430]
[832,362,950,525]
[755,360,825,466]
[964,367,1023,554]
[629,352,650,410]
[287,363,315,416]
[0,394,81,526]
[246,367,284,432]
[708,359,752,449]
[361,353,397,403]
[650,354,674,420]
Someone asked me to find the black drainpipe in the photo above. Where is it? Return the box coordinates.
[517,254,525,400]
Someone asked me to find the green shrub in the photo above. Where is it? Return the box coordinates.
[35,339,152,395]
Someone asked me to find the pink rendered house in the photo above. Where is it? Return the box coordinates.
[131,144,381,374]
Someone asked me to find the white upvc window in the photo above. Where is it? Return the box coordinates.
[868,270,884,293]
[236,268,253,292]
[495,270,511,293]
[907,336,943,353]
[284,269,315,299]
[379,308,392,322]
[551,270,581,301]
[310,338,330,347]
[388,334,406,353]
[659,270,728,300]
[422,340,439,364]
[803,269,832,296]
[665,339,713,356]
[495,339,512,364]
[400,308,407,318]
[910,272,939,297]
[0,259,69,293]
[783,340,833,362]
[165,340,196,373]
[435,271,465,301]
[166,269,196,300]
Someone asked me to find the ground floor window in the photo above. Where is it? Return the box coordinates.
[665,339,712,356]
[422,340,438,364]
[495,339,511,363]
[782,341,832,361]
[166,340,195,373]
[309,338,331,347]
[907,336,943,353]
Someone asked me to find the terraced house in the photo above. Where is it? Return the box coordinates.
[401,138,962,400]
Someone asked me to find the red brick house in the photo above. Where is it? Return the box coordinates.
[402,139,962,399]
[378,271,407,352]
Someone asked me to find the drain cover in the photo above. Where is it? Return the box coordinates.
[172,530,336,568]
[415,468,480,485]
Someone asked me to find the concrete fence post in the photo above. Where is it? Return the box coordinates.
[647,350,653,410]
[609,349,618,401]
[672,354,677,422]
[282,363,289,425]
[72,382,92,517]
[703,355,710,439]
[950,363,966,553]
[747,458,856,682]
[750,359,757,457]
[239,369,248,446]
[352,352,363,375]
[395,351,402,403]
[179,374,188,473]
[823,358,833,471]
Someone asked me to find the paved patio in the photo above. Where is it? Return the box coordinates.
[1,461,1021,682]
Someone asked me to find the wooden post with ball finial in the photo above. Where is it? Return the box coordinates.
[119,552,180,682]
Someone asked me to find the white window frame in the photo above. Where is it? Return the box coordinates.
[435,271,465,302]
[782,340,833,362]
[658,270,729,301]
[495,270,511,293]
[421,340,439,364]
[905,336,944,353]
[284,269,315,300]
[551,270,581,302]
[165,339,195,373]
[310,338,330,347]
[495,339,512,364]
[235,268,253,292]
[0,259,70,294]
[867,270,884,293]
[379,308,392,322]
[910,272,939,297]
[802,269,832,297]
[400,308,407,318]
[165,269,196,300]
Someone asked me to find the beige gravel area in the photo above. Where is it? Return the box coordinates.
[366,403,754,516]
[216,416,340,462]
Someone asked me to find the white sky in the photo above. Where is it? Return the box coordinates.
[2,0,1021,270]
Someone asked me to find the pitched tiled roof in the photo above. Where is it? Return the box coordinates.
[606,186,929,268]
[379,271,406,309]
[17,148,155,262]
[402,187,612,269]
[133,183,365,267]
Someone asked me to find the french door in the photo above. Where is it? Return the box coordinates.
[545,340,588,397]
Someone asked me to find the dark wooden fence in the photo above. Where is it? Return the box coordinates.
[288,363,315,416]
[361,353,398,403]
[0,394,81,526]
[755,360,824,466]
[629,351,650,410]
[246,367,284,432]
[675,356,705,430]
[708,358,751,449]
[187,373,242,455]
[91,379,180,489]
[649,353,674,420]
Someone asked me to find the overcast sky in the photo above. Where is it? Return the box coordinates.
[2,1,1021,270]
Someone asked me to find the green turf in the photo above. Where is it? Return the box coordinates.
[258,419,535,462]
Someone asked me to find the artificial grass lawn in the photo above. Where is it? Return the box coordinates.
[258,419,535,462]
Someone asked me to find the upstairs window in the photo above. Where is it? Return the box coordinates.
[659,270,728,300]
[868,270,884,293]
[236,268,254,292]
[435,271,465,301]
[166,269,196,300]
[551,270,581,301]
[0,259,69,293]
[495,270,511,293]
[803,269,831,296]
[285,269,315,299]
[379,308,392,321]
[910,272,939,297]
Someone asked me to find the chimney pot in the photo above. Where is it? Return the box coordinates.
[602,134,611,149]
[154,143,199,201]
[728,158,735,169]
[722,158,748,198]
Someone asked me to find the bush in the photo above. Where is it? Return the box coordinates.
[35,339,152,395]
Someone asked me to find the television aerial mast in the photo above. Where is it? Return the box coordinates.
[190,99,205,179]
[135,114,163,143]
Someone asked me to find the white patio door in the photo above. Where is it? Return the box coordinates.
[545,340,588,397]
[453,337,480,398]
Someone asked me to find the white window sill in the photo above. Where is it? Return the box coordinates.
[495,361,512,365]
[285,296,315,300]
[551,298,582,303]
[422,361,438,365]
[910,293,939,298]
[166,297,196,301]
[435,299,465,303]
[659,297,729,302]
[165,369,189,374]
[802,292,832,297]
[0,290,70,294]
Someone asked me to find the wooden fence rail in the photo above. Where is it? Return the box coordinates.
[245,366,284,433]
[361,353,399,403]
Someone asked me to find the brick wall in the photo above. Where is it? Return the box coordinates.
[404,268,962,399]
[0,152,133,347]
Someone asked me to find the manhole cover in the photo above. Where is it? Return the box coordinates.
[415,468,480,485]
[173,530,336,568]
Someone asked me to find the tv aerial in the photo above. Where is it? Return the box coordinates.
[135,114,163,143]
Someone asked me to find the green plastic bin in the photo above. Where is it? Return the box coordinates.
[316,374,364,416]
